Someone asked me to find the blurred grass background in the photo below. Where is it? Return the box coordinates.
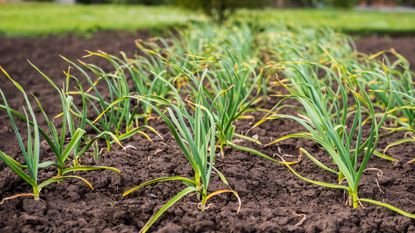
[1,2,415,37]
[242,8,415,34]
[0,3,198,36]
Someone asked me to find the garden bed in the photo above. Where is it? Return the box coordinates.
[1,31,415,232]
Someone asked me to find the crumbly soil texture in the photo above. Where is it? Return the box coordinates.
[1,32,415,233]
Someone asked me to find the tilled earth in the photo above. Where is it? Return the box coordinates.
[0,31,415,232]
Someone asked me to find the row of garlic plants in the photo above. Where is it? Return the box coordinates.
[0,23,414,231]
[258,24,415,214]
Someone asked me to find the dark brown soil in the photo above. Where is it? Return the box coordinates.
[355,35,415,68]
[1,32,415,233]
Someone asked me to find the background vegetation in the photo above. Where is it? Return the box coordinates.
[1,2,415,36]
[0,3,197,36]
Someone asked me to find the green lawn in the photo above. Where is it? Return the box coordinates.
[1,3,415,37]
[0,3,198,37]
[237,8,415,34]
